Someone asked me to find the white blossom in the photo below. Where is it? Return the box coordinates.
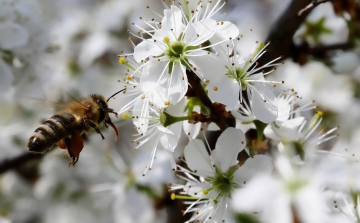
[125,4,238,107]
[170,128,272,222]
[208,40,283,123]
[232,154,336,223]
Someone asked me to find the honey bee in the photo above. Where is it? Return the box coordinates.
[27,89,125,166]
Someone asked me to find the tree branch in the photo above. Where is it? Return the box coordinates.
[186,70,234,131]
[292,41,354,64]
[0,152,42,175]
[258,0,314,65]
[298,0,333,16]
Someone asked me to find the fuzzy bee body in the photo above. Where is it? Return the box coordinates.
[28,113,78,153]
[27,92,123,166]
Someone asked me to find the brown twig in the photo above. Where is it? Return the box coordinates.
[306,42,354,53]
[186,70,234,131]
[258,0,352,66]
[0,152,42,175]
[292,41,354,64]
[298,0,333,16]
[257,0,314,66]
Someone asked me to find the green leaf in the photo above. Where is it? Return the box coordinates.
[235,213,260,223]
[302,17,332,43]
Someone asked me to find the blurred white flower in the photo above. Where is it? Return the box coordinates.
[332,52,360,74]
[271,60,354,113]
[294,2,348,46]
[0,0,50,99]
[89,148,171,223]
[329,192,360,223]
[0,0,49,55]
[0,217,11,223]
[0,59,14,93]
[232,154,334,223]
[171,127,272,222]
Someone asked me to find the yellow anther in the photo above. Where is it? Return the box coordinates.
[122,113,132,119]
[171,193,176,200]
[203,189,209,195]
[164,37,170,43]
[119,57,125,64]
[164,100,170,105]
[141,96,145,99]
[213,86,218,91]
[317,111,323,116]
[127,75,131,80]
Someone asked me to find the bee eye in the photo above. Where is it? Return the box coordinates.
[96,99,108,110]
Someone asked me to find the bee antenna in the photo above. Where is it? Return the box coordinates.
[107,88,126,102]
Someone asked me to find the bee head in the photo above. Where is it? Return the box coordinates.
[90,94,119,140]
[90,94,116,122]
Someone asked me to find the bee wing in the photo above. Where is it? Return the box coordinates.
[65,92,89,110]
[26,96,87,112]
[26,96,66,111]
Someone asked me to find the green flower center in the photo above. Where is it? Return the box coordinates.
[213,174,234,195]
[286,178,308,194]
[165,41,186,60]
[206,166,239,197]
[225,42,266,91]
[226,68,247,90]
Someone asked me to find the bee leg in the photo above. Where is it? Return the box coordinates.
[69,133,84,166]
[84,119,105,140]
[64,137,76,167]
[94,127,105,140]
[106,108,118,118]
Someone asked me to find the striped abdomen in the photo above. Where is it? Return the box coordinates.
[28,113,77,153]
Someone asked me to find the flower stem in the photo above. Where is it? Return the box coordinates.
[162,112,194,127]
[253,120,267,141]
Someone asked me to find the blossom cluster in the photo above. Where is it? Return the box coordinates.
[0,0,49,96]
[0,0,359,223]
[114,1,359,223]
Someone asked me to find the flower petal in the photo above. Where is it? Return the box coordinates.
[183,121,201,139]
[232,175,279,213]
[161,6,183,41]
[134,40,163,62]
[141,60,188,107]
[272,117,305,142]
[132,98,150,134]
[141,60,169,107]
[158,125,179,152]
[215,21,239,40]
[211,127,246,172]
[250,82,278,123]
[0,59,13,93]
[233,155,273,184]
[184,139,214,177]
[184,19,217,46]
[0,23,28,49]
[188,51,226,83]
[185,182,211,197]
[167,62,188,106]
[264,125,280,141]
[208,76,239,108]
[277,97,292,121]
